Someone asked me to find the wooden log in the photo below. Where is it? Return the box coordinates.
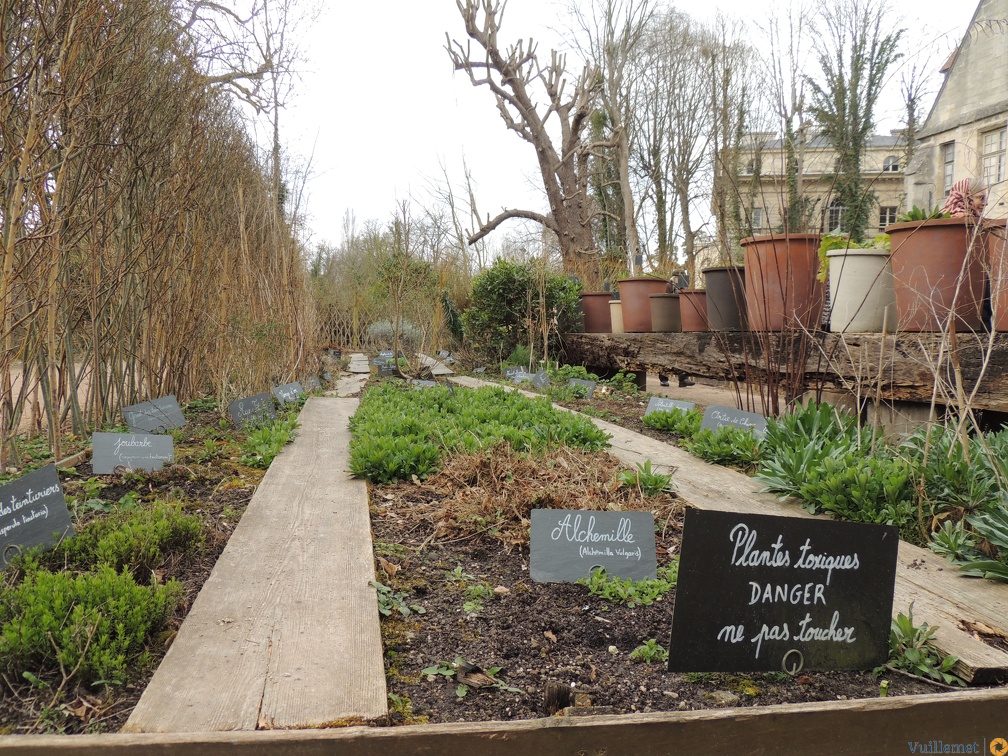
[563,331,1008,413]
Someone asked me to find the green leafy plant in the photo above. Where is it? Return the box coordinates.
[878,604,965,686]
[603,372,638,395]
[629,639,669,663]
[897,205,949,223]
[641,407,702,436]
[685,426,762,471]
[929,520,977,562]
[816,232,890,281]
[462,583,494,614]
[578,562,678,608]
[370,580,425,618]
[421,657,522,698]
[444,565,474,583]
[239,413,300,468]
[618,460,673,497]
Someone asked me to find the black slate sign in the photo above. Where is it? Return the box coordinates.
[302,375,322,392]
[411,379,437,389]
[92,433,174,474]
[668,509,898,673]
[122,395,187,434]
[227,392,276,426]
[0,465,73,567]
[644,396,695,416]
[531,370,550,389]
[530,509,657,582]
[378,362,396,376]
[378,350,395,361]
[502,367,521,379]
[700,404,767,439]
[511,371,534,384]
[474,367,486,374]
[272,382,304,406]
[567,379,597,398]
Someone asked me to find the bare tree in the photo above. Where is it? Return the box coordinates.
[571,0,653,276]
[447,0,601,284]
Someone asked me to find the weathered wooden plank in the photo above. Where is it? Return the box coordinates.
[5,689,1008,754]
[452,376,1008,682]
[124,398,386,733]
[564,331,1008,412]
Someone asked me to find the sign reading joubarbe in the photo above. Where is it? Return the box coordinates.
[0,465,73,567]
[530,509,657,582]
[668,509,898,673]
[122,396,186,434]
[700,404,767,439]
[92,433,174,474]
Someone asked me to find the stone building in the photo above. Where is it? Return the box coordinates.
[906,0,1008,218]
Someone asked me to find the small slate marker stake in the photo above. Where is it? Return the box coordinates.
[92,433,174,475]
[699,404,767,439]
[227,392,277,427]
[567,378,597,399]
[531,369,550,389]
[122,395,187,434]
[529,509,657,582]
[643,396,695,416]
[0,465,74,567]
[271,381,304,407]
[474,366,486,374]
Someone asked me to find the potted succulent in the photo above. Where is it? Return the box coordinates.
[885,180,987,333]
[819,233,896,333]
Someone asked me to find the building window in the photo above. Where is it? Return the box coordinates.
[982,127,1006,185]
[825,199,846,233]
[751,207,764,229]
[942,142,955,196]
[882,155,900,172]
[879,206,898,231]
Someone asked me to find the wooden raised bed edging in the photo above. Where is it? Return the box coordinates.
[563,331,1008,413]
[0,689,1006,754]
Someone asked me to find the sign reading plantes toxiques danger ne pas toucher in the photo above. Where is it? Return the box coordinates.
[668,509,898,673]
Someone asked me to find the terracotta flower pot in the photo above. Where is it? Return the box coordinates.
[649,293,681,332]
[679,289,708,332]
[741,234,823,331]
[826,247,896,333]
[609,300,624,334]
[579,292,612,333]
[702,266,747,331]
[886,218,986,332]
[986,221,1008,331]
[618,277,668,332]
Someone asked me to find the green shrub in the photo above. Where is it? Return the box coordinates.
[0,565,181,686]
[578,562,678,608]
[463,259,580,363]
[52,501,203,580]
[240,413,300,468]
[685,427,762,471]
[642,407,702,437]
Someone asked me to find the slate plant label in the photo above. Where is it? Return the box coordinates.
[122,395,187,434]
[0,464,74,567]
[567,378,597,398]
[502,367,521,379]
[644,396,695,416]
[511,371,534,384]
[411,379,437,389]
[700,404,767,439]
[531,370,551,388]
[668,509,898,673]
[302,375,322,392]
[272,382,305,406]
[530,509,657,582]
[92,433,174,475]
[227,392,277,427]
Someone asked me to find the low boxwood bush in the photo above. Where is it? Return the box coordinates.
[0,563,181,686]
[349,382,610,483]
[51,501,203,580]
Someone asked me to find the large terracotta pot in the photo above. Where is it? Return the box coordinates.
[826,247,896,333]
[609,300,624,334]
[741,234,823,331]
[618,277,668,332]
[703,266,747,331]
[986,221,1008,331]
[679,290,708,332]
[649,293,681,332]
[579,292,612,333]
[886,218,985,332]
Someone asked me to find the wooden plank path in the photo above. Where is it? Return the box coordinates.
[124,397,386,732]
[452,376,1008,683]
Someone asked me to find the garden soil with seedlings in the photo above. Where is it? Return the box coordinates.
[370,443,942,725]
[0,403,267,735]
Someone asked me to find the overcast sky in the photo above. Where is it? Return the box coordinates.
[279,0,976,249]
